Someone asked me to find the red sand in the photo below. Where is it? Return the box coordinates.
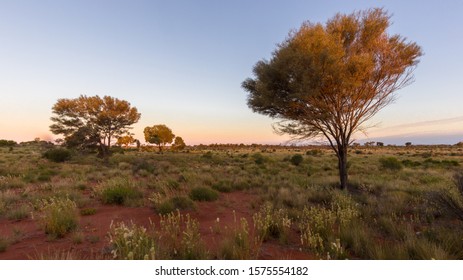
[0,191,312,260]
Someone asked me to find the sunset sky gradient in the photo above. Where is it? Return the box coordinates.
[1,0,462,145]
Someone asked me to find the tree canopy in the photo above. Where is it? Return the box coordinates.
[144,124,175,152]
[50,95,140,155]
[242,8,422,190]
[172,136,186,151]
[117,135,135,147]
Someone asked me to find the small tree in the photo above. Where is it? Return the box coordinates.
[50,95,140,156]
[144,124,175,152]
[117,135,135,147]
[242,8,422,190]
[364,141,375,147]
[172,136,186,151]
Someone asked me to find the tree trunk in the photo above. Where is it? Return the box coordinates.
[338,144,348,191]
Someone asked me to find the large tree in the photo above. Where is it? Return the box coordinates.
[242,8,422,190]
[143,124,175,152]
[50,95,141,156]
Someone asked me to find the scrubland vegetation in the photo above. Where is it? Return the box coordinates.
[0,142,462,259]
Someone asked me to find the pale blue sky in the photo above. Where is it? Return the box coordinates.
[1,0,462,145]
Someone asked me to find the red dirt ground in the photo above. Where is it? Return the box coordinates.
[0,191,312,260]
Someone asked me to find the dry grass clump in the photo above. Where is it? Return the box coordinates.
[38,197,79,238]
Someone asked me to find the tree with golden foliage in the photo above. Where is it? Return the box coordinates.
[172,136,186,151]
[50,95,141,156]
[242,8,422,190]
[143,124,175,153]
[117,135,135,147]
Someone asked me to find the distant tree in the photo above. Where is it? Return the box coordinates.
[0,140,17,147]
[364,141,375,147]
[117,135,135,147]
[50,95,141,156]
[405,142,412,147]
[172,136,186,151]
[242,8,422,190]
[143,124,175,152]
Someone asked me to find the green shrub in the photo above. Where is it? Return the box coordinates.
[170,196,195,209]
[155,196,196,215]
[189,187,219,201]
[43,148,72,163]
[379,157,403,171]
[80,208,97,216]
[423,158,460,168]
[156,200,175,215]
[252,153,266,165]
[100,178,143,206]
[306,149,322,156]
[39,197,79,238]
[131,158,155,174]
[290,154,304,166]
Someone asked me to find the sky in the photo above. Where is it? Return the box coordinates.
[1,0,462,146]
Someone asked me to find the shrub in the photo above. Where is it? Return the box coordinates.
[306,149,322,156]
[108,221,156,260]
[154,196,196,215]
[39,197,79,238]
[430,172,463,221]
[43,148,72,163]
[156,211,207,259]
[100,178,143,206]
[170,196,195,210]
[253,203,292,243]
[189,187,219,201]
[402,159,421,167]
[80,208,97,216]
[156,200,175,215]
[290,154,304,166]
[379,157,403,171]
[131,158,155,174]
[219,217,259,259]
[252,153,266,165]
